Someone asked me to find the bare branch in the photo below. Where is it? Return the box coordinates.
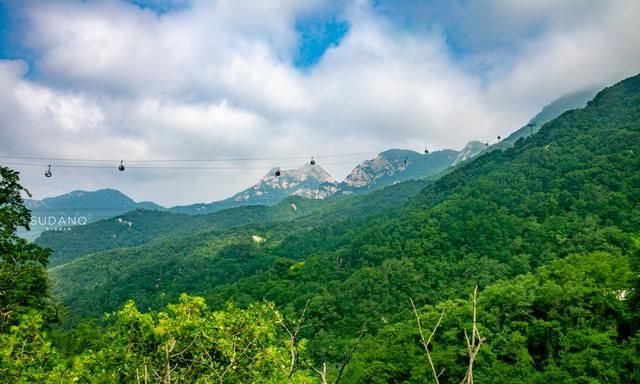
[459,286,486,384]
[309,362,328,384]
[334,323,367,384]
[267,299,311,383]
[411,297,445,384]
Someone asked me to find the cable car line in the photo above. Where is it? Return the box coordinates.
[0,131,509,166]
[1,160,372,170]
[0,152,380,163]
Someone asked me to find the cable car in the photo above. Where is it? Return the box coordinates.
[118,160,125,172]
[45,165,52,178]
[403,157,408,165]
[424,147,429,154]
[275,167,281,177]
[497,135,501,140]
[310,157,316,165]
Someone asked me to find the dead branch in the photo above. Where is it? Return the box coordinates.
[310,362,328,384]
[334,323,367,384]
[267,299,310,383]
[459,286,486,384]
[411,297,445,384]
[308,322,366,384]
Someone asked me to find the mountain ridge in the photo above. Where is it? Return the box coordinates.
[48,73,640,333]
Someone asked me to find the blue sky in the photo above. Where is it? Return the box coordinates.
[0,0,534,72]
[128,0,191,14]
[0,2,30,62]
[0,0,566,78]
[294,16,349,69]
[0,0,351,72]
[0,0,638,205]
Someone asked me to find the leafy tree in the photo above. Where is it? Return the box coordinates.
[0,166,60,382]
[60,294,315,383]
[0,166,53,331]
[0,311,55,383]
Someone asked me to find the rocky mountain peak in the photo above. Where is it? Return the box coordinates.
[453,141,487,166]
[342,149,414,188]
[229,163,336,203]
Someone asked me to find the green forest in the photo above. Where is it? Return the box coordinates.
[2,74,640,383]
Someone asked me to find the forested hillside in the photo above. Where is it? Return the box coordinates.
[1,74,639,383]
[37,196,327,267]
[39,178,433,268]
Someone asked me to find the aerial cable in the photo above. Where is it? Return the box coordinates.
[0,132,509,164]
[1,160,372,170]
[0,151,381,163]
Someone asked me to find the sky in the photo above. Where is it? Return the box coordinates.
[0,0,639,206]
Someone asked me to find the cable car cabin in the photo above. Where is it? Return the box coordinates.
[45,165,52,178]
[275,168,281,177]
[118,161,125,172]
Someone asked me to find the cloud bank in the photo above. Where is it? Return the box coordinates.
[0,0,639,205]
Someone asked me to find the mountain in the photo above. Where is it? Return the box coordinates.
[170,163,336,215]
[227,163,336,201]
[493,88,598,151]
[24,89,601,241]
[171,150,459,215]
[38,175,437,268]
[447,89,600,168]
[20,189,165,241]
[452,140,486,165]
[338,149,459,194]
[49,72,640,368]
[37,195,330,267]
[42,74,640,382]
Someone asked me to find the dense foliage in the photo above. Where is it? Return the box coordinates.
[0,167,53,332]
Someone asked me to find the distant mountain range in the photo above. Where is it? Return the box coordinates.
[170,148,460,214]
[18,88,600,239]
[170,163,337,214]
[20,189,165,241]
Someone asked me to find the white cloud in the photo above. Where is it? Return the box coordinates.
[1,0,639,205]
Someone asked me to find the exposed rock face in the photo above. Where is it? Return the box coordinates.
[170,163,339,214]
[339,149,459,193]
[453,141,487,166]
[229,163,337,203]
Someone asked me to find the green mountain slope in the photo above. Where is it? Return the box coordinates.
[38,196,326,267]
[492,88,598,151]
[342,251,638,383]
[50,74,640,334]
[40,176,433,268]
[48,180,433,325]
